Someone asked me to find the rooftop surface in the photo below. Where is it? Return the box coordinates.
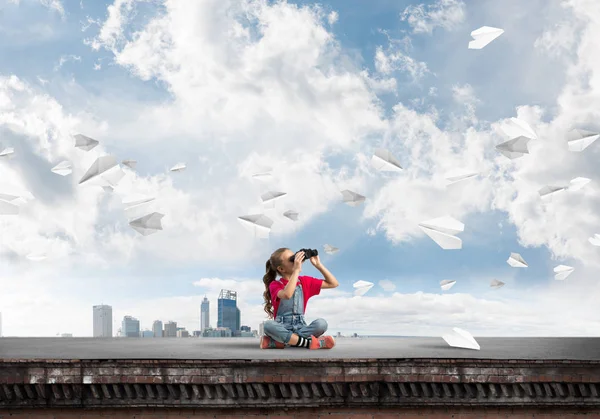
[1,337,599,360]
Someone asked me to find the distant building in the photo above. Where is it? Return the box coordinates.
[200,296,209,332]
[122,316,140,338]
[259,321,265,337]
[164,321,177,337]
[176,329,189,338]
[141,330,154,338]
[192,330,202,337]
[60,333,73,337]
[241,325,251,332]
[93,305,113,337]
[152,320,163,338]
[217,289,240,332]
[203,327,232,337]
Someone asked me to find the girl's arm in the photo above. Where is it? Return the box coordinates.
[317,263,339,288]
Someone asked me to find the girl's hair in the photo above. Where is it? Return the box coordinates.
[263,247,289,319]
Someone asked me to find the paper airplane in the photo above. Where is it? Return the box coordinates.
[0,147,14,157]
[0,194,20,215]
[123,194,155,210]
[554,265,574,281]
[371,148,403,172]
[490,279,505,289]
[440,280,456,291]
[0,190,34,215]
[129,212,164,236]
[341,190,366,207]
[79,155,125,188]
[442,327,480,350]
[170,163,186,172]
[496,136,531,159]
[538,185,566,198]
[251,171,273,182]
[283,210,298,221]
[26,252,47,261]
[418,216,464,250]
[51,161,72,176]
[79,155,117,184]
[501,118,538,140]
[507,252,527,268]
[323,244,339,254]
[122,160,137,169]
[353,280,374,297]
[568,177,591,191]
[567,129,599,152]
[589,234,600,246]
[261,191,286,204]
[468,26,504,50]
[238,214,273,239]
[445,170,478,186]
[74,134,99,151]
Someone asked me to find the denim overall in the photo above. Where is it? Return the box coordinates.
[263,280,328,344]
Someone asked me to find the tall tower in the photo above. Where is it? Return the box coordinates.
[200,295,210,332]
[152,320,163,337]
[164,321,177,337]
[217,289,239,331]
[93,305,113,337]
[121,316,140,337]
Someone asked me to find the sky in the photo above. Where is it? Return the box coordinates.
[1,0,600,338]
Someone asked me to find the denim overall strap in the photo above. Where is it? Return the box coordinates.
[275,281,305,320]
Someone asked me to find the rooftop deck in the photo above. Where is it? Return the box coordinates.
[1,336,599,360]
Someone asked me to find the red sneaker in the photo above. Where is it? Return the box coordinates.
[260,335,285,349]
[309,334,335,350]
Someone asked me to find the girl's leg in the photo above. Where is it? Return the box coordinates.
[296,318,328,338]
[263,320,293,344]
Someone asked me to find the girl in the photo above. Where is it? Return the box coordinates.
[260,247,338,349]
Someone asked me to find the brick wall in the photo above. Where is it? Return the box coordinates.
[1,406,600,418]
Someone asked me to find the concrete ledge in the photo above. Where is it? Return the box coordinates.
[1,337,599,411]
[0,358,599,408]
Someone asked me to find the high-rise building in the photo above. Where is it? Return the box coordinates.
[200,295,209,332]
[141,330,154,338]
[217,289,240,332]
[152,320,163,337]
[121,316,140,337]
[164,321,177,337]
[93,305,113,337]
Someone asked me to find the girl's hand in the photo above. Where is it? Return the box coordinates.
[310,255,322,269]
[293,251,305,272]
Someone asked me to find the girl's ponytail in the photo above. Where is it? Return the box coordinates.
[262,248,288,318]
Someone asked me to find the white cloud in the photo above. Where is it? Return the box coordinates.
[39,0,64,17]
[327,10,338,25]
[54,54,81,71]
[401,0,466,35]
[374,35,430,81]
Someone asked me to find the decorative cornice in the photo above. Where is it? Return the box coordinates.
[1,359,599,409]
[0,381,599,408]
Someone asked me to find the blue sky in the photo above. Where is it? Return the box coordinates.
[1,0,599,338]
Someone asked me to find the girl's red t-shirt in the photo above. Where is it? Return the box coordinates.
[268,276,322,318]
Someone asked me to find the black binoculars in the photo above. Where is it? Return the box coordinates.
[289,248,318,263]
